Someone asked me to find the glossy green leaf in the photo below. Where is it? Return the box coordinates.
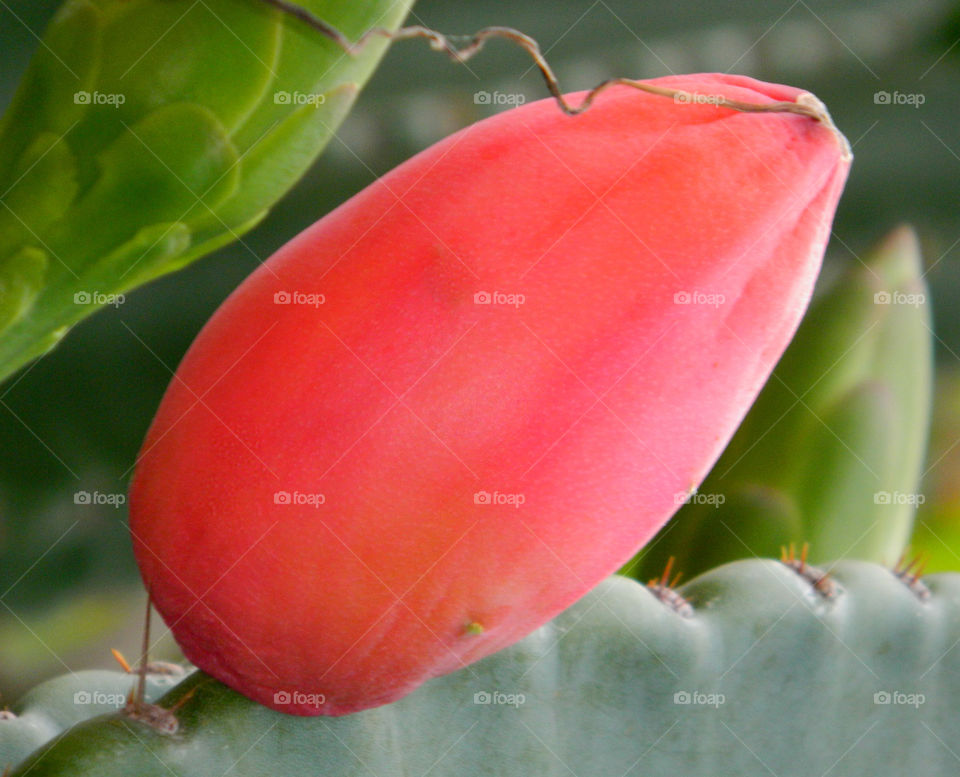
[0,247,47,336]
[0,0,415,383]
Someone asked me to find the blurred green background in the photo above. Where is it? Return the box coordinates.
[1,0,958,700]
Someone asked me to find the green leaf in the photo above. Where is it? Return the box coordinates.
[909,367,960,572]
[0,132,78,259]
[0,248,47,336]
[95,0,281,137]
[6,560,959,775]
[211,82,358,231]
[0,0,416,383]
[0,1,102,181]
[56,103,240,271]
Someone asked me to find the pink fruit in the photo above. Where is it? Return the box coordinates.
[130,73,850,715]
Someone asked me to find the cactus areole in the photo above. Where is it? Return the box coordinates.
[129,74,850,716]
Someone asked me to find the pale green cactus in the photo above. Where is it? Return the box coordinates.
[5,560,959,776]
[0,666,186,769]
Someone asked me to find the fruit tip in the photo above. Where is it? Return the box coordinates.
[796,92,852,163]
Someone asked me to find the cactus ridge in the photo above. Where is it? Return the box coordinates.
[7,559,960,777]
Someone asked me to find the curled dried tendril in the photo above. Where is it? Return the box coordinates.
[259,0,845,140]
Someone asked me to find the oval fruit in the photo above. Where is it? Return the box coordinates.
[130,73,850,715]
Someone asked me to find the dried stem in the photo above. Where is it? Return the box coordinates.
[258,0,833,122]
[136,588,152,705]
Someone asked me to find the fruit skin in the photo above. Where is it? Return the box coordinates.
[631,225,932,580]
[9,561,960,776]
[130,73,851,715]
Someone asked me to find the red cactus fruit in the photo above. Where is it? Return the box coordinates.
[130,73,851,715]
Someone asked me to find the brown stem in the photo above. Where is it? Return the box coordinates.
[257,0,831,121]
[136,586,152,706]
